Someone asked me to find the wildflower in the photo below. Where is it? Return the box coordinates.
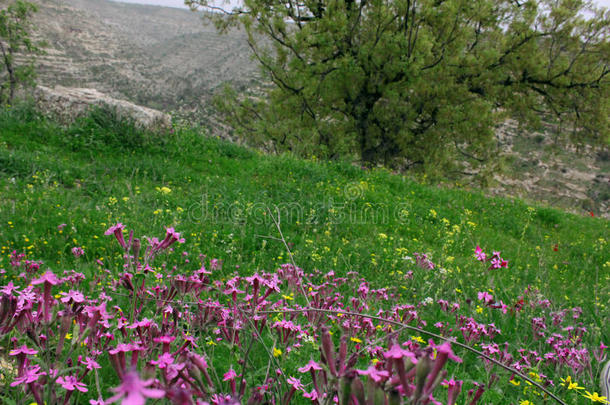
[298,359,323,373]
[273,347,282,357]
[81,357,101,371]
[441,379,463,405]
[519,401,534,405]
[105,370,165,405]
[57,375,88,392]
[31,271,62,322]
[10,364,46,386]
[356,365,389,383]
[150,352,174,369]
[350,337,362,344]
[9,345,38,356]
[560,376,584,391]
[105,223,127,250]
[581,391,609,403]
[60,290,85,304]
[71,247,85,258]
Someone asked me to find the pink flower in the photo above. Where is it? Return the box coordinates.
[31,270,61,286]
[297,360,323,373]
[81,357,101,371]
[356,365,390,383]
[106,371,165,405]
[151,352,174,369]
[477,291,493,304]
[0,281,19,296]
[105,223,127,250]
[71,246,85,258]
[474,246,486,261]
[10,365,45,386]
[223,368,238,381]
[383,344,418,363]
[287,376,304,390]
[157,227,185,251]
[10,344,38,356]
[60,290,85,304]
[57,375,88,392]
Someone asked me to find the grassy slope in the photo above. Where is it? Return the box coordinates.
[0,106,608,401]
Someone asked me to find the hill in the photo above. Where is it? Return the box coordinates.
[30,0,259,111]
[0,106,608,404]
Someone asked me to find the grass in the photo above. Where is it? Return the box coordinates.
[0,104,608,404]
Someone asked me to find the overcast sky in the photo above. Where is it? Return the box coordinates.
[111,0,610,9]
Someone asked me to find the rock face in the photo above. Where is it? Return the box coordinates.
[34,85,172,130]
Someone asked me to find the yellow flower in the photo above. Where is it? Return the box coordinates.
[560,376,584,391]
[509,379,521,386]
[282,294,294,301]
[350,337,362,344]
[519,401,534,405]
[65,333,72,340]
[156,186,172,194]
[476,306,483,314]
[411,335,425,344]
[581,391,609,403]
[273,347,282,357]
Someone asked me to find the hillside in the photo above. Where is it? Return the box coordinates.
[30,0,259,111]
[0,106,608,404]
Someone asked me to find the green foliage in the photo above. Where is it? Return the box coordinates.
[65,105,168,151]
[190,0,609,179]
[0,0,41,104]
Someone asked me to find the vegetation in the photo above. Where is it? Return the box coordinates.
[188,0,609,178]
[0,105,608,404]
[0,0,40,105]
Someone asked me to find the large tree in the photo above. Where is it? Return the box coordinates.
[188,0,609,177]
[0,0,39,105]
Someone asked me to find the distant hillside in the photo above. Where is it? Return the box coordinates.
[30,0,259,111]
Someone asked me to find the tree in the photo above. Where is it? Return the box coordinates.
[188,0,609,178]
[0,0,40,105]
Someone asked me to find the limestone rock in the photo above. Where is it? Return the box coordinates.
[34,85,171,130]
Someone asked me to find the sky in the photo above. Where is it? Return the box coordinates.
[109,0,610,10]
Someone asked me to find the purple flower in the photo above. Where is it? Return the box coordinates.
[57,375,88,392]
[106,371,165,405]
